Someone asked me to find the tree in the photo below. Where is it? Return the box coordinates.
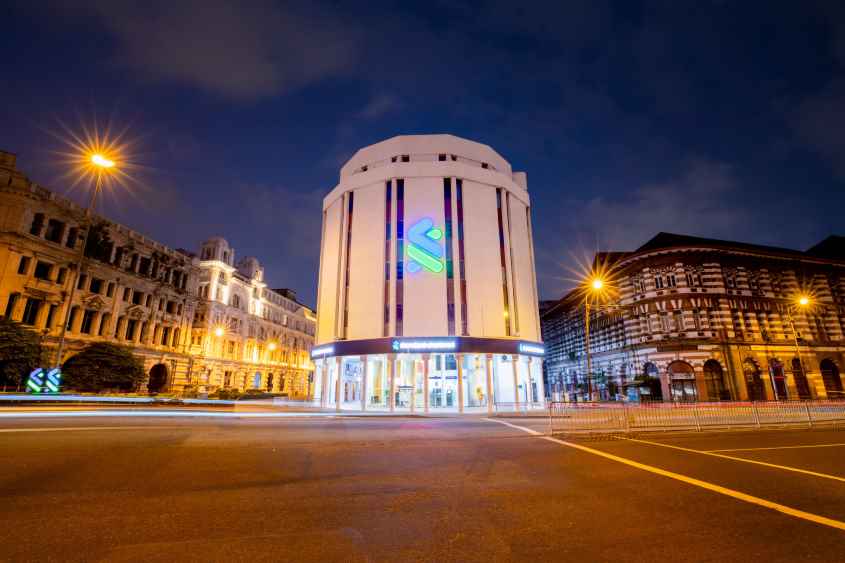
[62,343,145,392]
[0,317,44,390]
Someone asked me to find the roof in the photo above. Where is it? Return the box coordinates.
[805,235,845,260]
[635,232,807,258]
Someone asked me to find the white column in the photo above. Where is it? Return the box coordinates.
[320,361,329,408]
[512,354,521,411]
[410,358,417,414]
[388,354,396,413]
[457,354,465,414]
[423,354,430,414]
[486,354,494,416]
[335,357,342,412]
[361,355,368,412]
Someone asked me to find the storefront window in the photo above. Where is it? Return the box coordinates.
[366,356,388,409]
[341,357,363,405]
[463,354,488,408]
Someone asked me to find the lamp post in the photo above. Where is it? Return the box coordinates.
[786,295,812,398]
[53,153,115,368]
[584,277,604,401]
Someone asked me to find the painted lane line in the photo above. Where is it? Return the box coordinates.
[0,426,158,433]
[484,418,845,532]
[619,436,845,483]
[707,443,845,453]
[0,410,340,419]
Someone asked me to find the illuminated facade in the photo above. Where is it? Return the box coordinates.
[541,233,845,402]
[313,135,544,412]
[0,150,315,395]
[189,238,316,397]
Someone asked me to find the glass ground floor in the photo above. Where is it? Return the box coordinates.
[312,353,545,412]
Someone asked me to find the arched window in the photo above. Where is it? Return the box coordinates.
[638,362,662,401]
[667,361,697,402]
[820,359,844,399]
[703,359,730,401]
[791,358,811,400]
[768,359,788,400]
[743,359,765,401]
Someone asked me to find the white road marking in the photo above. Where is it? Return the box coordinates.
[707,443,845,453]
[619,436,845,483]
[0,426,160,433]
[484,418,845,532]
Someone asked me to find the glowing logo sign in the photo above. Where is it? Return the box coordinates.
[392,339,456,352]
[26,367,62,393]
[310,345,334,358]
[518,343,545,356]
[407,218,444,273]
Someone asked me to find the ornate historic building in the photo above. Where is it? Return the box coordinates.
[541,232,845,402]
[188,237,316,398]
[0,150,315,395]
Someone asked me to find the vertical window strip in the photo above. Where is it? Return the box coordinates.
[456,179,468,335]
[383,181,392,337]
[525,206,541,336]
[444,178,455,336]
[505,192,520,335]
[496,188,511,336]
[395,179,405,336]
[341,191,354,338]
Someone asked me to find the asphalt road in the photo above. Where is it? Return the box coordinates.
[1,414,844,562]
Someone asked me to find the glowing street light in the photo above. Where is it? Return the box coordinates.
[90,153,115,168]
[591,278,604,291]
[798,295,811,307]
[214,326,225,338]
[268,342,277,351]
[584,275,608,401]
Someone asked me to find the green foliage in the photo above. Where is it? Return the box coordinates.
[62,342,145,392]
[0,317,44,389]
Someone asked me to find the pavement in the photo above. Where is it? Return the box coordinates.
[0,412,843,562]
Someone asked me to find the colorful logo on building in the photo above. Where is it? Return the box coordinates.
[407,218,444,273]
[26,367,62,393]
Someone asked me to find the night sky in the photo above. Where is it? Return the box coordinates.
[3,1,845,307]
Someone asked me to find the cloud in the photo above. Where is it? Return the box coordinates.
[357,94,403,119]
[791,79,845,179]
[85,0,358,100]
[569,158,746,251]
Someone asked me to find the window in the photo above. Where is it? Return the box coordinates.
[654,276,664,289]
[438,154,446,162]
[89,278,103,294]
[30,213,45,236]
[65,227,78,249]
[77,274,87,290]
[4,293,20,318]
[44,219,65,243]
[106,282,115,297]
[481,162,489,169]
[401,155,409,162]
[21,298,42,326]
[80,310,95,334]
[667,274,677,288]
[146,295,152,308]
[34,261,52,280]
[67,306,79,330]
[132,291,143,305]
[123,287,132,302]
[125,319,138,341]
[232,294,240,309]
[57,268,67,285]
[167,301,176,314]
[17,256,31,275]
[45,304,58,330]
[672,310,683,331]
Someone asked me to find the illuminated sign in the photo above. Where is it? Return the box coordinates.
[310,345,334,358]
[407,218,444,273]
[518,343,545,356]
[26,367,62,393]
[392,339,456,352]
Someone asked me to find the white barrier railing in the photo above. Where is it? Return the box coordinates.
[549,400,845,433]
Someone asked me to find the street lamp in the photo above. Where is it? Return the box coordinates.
[53,151,117,368]
[584,276,606,402]
[786,294,813,398]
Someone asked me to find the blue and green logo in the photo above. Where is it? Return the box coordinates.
[407,218,444,273]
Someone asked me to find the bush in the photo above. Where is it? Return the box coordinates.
[0,317,45,390]
[62,342,145,392]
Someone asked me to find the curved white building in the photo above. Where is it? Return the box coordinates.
[313,134,544,412]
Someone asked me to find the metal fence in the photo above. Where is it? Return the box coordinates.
[548,400,845,433]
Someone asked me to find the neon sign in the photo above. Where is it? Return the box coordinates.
[407,218,444,273]
[392,339,456,352]
[311,345,334,358]
[26,367,62,393]
[518,343,545,356]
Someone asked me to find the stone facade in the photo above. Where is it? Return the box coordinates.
[0,150,315,395]
[541,232,845,402]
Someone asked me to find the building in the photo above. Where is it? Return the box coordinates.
[312,134,545,412]
[0,150,315,394]
[541,232,845,402]
[188,237,316,397]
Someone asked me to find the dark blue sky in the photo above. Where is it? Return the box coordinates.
[3,1,845,306]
